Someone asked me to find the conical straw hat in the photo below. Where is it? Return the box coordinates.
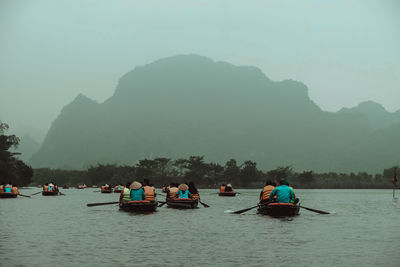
[130,181,142,190]
[178,184,189,191]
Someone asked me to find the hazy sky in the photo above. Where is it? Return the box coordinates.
[1,0,399,141]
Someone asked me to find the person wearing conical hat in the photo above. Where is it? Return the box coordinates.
[225,184,234,192]
[130,181,145,201]
[176,184,192,199]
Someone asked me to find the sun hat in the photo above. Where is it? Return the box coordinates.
[130,181,142,190]
[178,184,189,191]
[227,184,232,187]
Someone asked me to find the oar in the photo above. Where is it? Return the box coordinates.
[87,201,119,207]
[93,190,100,192]
[31,191,42,196]
[300,205,331,214]
[18,193,31,198]
[158,201,167,207]
[199,200,210,208]
[59,192,66,196]
[232,205,258,214]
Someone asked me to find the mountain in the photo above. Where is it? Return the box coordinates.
[30,55,400,173]
[338,101,400,131]
[14,134,41,163]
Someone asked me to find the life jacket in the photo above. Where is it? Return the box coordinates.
[0,185,4,192]
[101,186,105,191]
[143,186,155,201]
[219,186,226,193]
[122,187,131,201]
[44,185,48,192]
[169,187,179,198]
[261,185,275,201]
[11,187,19,194]
[191,193,200,200]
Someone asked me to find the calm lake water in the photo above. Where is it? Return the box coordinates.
[1,189,400,266]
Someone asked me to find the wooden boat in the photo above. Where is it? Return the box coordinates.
[218,192,236,197]
[0,192,18,198]
[42,191,59,196]
[113,186,123,193]
[101,187,112,193]
[257,202,300,217]
[119,200,158,212]
[166,198,198,209]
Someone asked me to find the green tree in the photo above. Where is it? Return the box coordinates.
[0,122,33,185]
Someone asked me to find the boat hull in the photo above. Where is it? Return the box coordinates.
[257,202,300,217]
[166,198,198,209]
[119,201,158,212]
[0,192,18,198]
[42,191,59,196]
[218,192,236,197]
[101,189,112,193]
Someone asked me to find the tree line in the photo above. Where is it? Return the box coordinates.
[0,122,33,186]
[32,156,397,189]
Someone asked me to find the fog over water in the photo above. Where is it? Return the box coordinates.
[0,0,399,141]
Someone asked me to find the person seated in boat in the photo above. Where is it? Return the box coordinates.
[120,182,131,204]
[162,184,169,193]
[259,180,276,203]
[284,180,299,204]
[219,184,226,193]
[176,184,192,199]
[48,182,54,191]
[225,184,234,192]
[0,185,4,193]
[11,185,19,195]
[43,183,49,192]
[189,181,199,200]
[142,179,156,201]
[268,179,294,203]
[4,183,12,193]
[130,181,145,201]
[167,183,179,199]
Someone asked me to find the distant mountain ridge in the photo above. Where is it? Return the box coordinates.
[30,55,400,173]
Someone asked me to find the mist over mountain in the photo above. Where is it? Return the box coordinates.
[15,134,41,163]
[30,55,400,173]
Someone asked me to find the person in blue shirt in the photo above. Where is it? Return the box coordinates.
[130,181,145,201]
[269,180,294,203]
[176,184,192,199]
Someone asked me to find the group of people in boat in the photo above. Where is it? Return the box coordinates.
[0,184,19,194]
[120,179,156,203]
[43,182,59,193]
[120,180,200,203]
[165,182,199,200]
[219,184,234,193]
[259,179,298,204]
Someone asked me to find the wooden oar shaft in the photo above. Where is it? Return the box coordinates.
[300,205,330,214]
[87,201,119,207]
[233,205,258,214]
[31,191,42,196]
[18,194,31,198]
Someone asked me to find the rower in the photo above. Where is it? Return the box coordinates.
[225,184,234,192]
[4,183,12,193]
[167,183,179,199]
[259,180,276,203]
[268,180,294,203]
[188,182,199,200]
[11,185,19,195]
[120,182,131,204]
[142,179,155,201]
[284,180,299,204]
[219,184,226,193]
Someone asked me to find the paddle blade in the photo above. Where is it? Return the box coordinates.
[233,205,258,214]
[87,201,119,207]
[300,206,331,214]
[199,201,210,208]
